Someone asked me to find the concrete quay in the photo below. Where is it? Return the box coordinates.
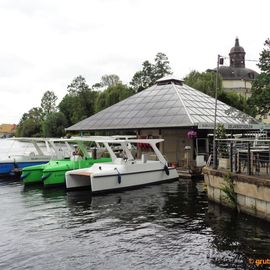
[203,167,270,222]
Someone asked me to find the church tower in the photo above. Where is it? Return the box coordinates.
[208,37,259,99]
[229,37,246,68]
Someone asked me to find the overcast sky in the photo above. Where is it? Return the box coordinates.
[0,0,269,124]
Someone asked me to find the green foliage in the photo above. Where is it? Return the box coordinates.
[154,52,172,80]
[16,107,43,137]
[184,70,252,115]
[67,75,89,95]
[249,79,270,116]
[95,84,134,112]
[59,75,97,125]
[41,90,58,118]
[258,38,270,73]
[101,74,121,88]
[216,123,226,139]
[43,112,68,137]
[184,70,222,97]
[218,91,250,114]
[95,93,107,113]
[216,124,228,158]
[130,52,172,92]
[130,68,150,92]
[58,94,76,126]
[249,38,270,118]
[221,173,237,208]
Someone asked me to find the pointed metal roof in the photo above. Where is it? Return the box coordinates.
[66,78,259,131]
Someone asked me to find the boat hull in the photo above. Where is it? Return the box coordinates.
[92,168,178,193]
[0,161,48,176]
[66,162,179,193]
[22,163,48,185]
[22,158,112,187]
[43,158,111,188]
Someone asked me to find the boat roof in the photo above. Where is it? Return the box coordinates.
[95,138,164,144]
[8,135,139,143]
[112,135,137,139]
[48,136,114,143]
[7,137,53,142]
[6,136,113,143]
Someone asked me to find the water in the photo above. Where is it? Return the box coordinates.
[0,178,270,270]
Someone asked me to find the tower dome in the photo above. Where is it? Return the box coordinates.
[229,37,246,68]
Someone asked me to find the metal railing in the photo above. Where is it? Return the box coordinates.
[213,139,270,177]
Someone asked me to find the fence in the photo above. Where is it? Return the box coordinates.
[213,138,270,177]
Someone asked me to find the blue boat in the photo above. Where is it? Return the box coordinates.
[0,137,62,176]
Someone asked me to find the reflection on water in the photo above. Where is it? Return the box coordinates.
[206,202,270,269]
[0,178,270,269]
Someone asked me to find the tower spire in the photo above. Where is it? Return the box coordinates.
[229,37,246,68]
[235,37,239,46]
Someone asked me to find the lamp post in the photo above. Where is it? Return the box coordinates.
[213,54,223,169]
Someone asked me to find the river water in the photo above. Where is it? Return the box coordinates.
[0,177,270,270]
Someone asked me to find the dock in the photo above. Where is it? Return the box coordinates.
[176,167,203,179]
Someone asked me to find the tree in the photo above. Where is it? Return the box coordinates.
[41,90,58,118]
[16,107,43,137]
[58,94,77,126]
[95,84,134,112]
[184,70,222,97]
[67,75,90,95]
[184,70,251,113]
[43,112,68,137]
[258,38,270,73]
[131,61,155,92]
[130,53,172,92]
[218,91,249,113]
[154,52,172,81]
[130,70,148,92]
[95,92,107,112]
[248,38,270,118]
[59,75,97,124]
[101,74,121,88]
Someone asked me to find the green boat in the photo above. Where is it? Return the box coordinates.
[42,157,111,187]
[22,162,50,185]
[21,137,112,187]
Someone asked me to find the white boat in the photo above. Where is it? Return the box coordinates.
[65,139,179,193]
[0,137,68,176]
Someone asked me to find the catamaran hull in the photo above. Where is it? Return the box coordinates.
[0,161,48,176]
[66,168,178,193]
[43,157,112,188]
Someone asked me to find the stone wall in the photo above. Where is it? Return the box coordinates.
[203,167,270,222]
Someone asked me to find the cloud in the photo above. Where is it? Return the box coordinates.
[0,56,33,78]
[0,0,269,123]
